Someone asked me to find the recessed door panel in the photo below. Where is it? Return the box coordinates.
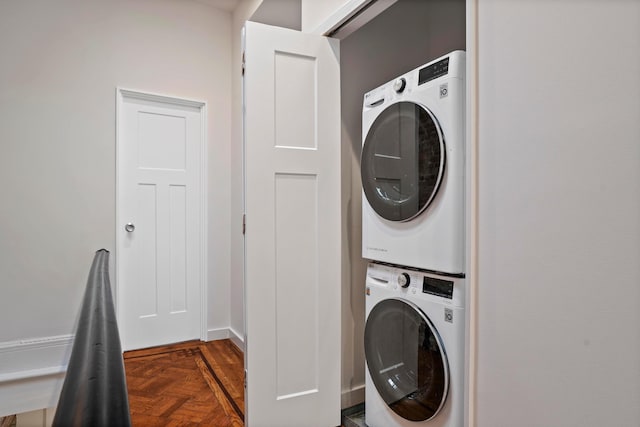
[136,183,158,318]
[275,173,319,399]
[138,111,187,170]
[169,184,187,314]
[275,52,317,150]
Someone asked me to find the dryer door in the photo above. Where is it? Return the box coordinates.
[365,298,449,422]
[361,101,445,222]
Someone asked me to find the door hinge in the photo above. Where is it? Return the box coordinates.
[244,369,247,389]
[242,51,245,76]
[242,214,246,235]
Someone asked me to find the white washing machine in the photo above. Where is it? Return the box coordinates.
[361,51,466,275]
[364,262,465,427]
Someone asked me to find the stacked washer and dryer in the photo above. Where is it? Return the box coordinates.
[361,51,466,427]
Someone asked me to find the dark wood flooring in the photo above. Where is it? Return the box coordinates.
[124,339,244,427]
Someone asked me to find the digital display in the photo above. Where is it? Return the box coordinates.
[423,276,454,299]
[418,57,449,85]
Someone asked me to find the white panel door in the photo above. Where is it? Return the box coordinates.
[117,89,205,351]
[243,22,341,427]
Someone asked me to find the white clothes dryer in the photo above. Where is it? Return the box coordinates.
[361,51,466,275]
[364,262,465,427]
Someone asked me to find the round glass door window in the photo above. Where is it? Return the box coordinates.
[364,298,449,422]
[361,101,445,222]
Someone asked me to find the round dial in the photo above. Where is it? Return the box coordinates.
[398,273,410,288]
[393,77,407,93]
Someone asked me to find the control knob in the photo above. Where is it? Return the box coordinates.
[393,77,406,93]
[398,273,410,288]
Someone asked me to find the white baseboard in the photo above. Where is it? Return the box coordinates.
[206,327,244,353]
[0,335,73,417]
[16,407,57,427]
[341,383,365,409]
[206,327,231,341]
[228,327,244,352]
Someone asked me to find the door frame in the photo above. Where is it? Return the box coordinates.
[310,0,479,421]
[115,87,208,344]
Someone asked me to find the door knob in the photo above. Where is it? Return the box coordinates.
[125,223,135,232]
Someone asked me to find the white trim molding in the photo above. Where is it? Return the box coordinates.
[465,1,479,426]
[310,0,397,38]
[117,89,206,109]
[0,335,73,380]
[0,335,73,417]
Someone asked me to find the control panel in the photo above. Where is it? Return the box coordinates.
[418,57,449,85]
[366,262,463,306]
[422,276,454,299]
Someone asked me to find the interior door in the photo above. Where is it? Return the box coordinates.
[243,21,341,427]
[117,89,205,351]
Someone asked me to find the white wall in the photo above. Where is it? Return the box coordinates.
[340,0,465,406]
[476,1,640,425]
[0,0,232,406]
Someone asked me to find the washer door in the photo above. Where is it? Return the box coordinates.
[365,298,449,422]
[361,101,445,222]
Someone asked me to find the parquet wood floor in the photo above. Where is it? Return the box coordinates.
[124,339,244,427]
[125,339,349,427]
